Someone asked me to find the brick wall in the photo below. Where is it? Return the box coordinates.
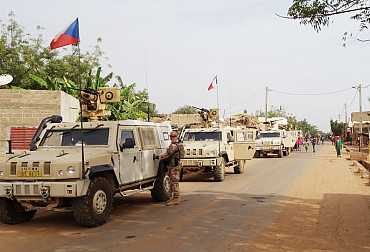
[0,90,79,154]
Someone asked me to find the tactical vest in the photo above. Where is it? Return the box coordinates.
[169,147,180,167]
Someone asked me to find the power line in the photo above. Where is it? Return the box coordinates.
[269,87,353,96]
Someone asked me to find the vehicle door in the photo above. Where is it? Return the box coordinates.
[225,130,235,161]
[118,127,143,184]
[233,129,256,160]
[138,127,159,179]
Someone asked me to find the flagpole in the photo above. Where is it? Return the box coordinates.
[77,42,86,179]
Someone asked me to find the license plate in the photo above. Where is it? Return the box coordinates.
[17,171,42,177]
[263,143,270,146]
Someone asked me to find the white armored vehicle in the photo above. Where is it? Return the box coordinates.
[0,87,173,227]
[255,130,286,158]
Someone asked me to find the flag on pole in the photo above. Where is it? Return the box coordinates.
[50,18,80,50]
[208,75,218,91]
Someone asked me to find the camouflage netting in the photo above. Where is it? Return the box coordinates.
[223,114,259,128]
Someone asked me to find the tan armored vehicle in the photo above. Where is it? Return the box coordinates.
[179,108,256,182]
[0,87,173,227]
[255,130,294,157]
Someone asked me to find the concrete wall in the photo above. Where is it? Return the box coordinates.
[0,89,79,154]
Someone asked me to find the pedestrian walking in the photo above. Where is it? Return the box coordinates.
[335,137,342,157]
[297,137,302,151]
[312,138,316,153]
[155,131,183,206]
[303,140,309,153]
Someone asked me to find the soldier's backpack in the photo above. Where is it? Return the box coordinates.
[176,142,185,159]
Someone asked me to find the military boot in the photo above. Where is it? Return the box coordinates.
[166,198,181,206]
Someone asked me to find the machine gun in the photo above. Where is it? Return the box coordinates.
[69,86,121,121]
[192,106,220,128]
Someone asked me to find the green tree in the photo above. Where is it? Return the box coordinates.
[330,119,345,136]
[173,105,198,114]
[287,0,370,33]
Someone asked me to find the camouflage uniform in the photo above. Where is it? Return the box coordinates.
[160,140,181,202]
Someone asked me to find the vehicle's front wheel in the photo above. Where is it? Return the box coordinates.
[0,198,37,224]
[234,160,245,174]
[255,150,261,158]
[214,158,225,182]
[151,172,172,202]
[73,177,113,227]
[277,148,283,158]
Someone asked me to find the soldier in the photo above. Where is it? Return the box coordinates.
[155,131,182,206]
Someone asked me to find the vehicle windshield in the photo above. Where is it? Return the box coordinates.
[260,132,280,138]
[183,131,221,141]
[39,128,109,147]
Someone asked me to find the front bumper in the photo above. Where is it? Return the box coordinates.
[256,145,281,151]
[182,157,222,168]
[0,180,90,199]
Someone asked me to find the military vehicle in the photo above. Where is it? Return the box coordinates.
[255,130,293,158]
[0,87,173,227]
[180,108,256,182]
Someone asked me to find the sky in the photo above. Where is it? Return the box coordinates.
[2,0,370,132]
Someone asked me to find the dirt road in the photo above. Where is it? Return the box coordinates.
[0,143,369,251]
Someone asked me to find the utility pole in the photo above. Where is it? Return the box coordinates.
[265,86,268,130]
[338,114,341,123]
[359,84,362,152]
[345,103,348,140]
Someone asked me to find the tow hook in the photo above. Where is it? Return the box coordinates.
[40,186,50,199]
[4,186,13,198]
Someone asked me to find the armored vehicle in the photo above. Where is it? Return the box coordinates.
[0,87,173,227]
[180,126,256,181]
[255,130,292,158]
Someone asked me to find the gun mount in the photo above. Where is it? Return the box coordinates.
[192,106,220,128]
[80,87,121,121]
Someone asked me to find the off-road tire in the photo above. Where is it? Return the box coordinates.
[283,150,287,156]
[277,148,283,158]
[179,168,184,182]
[151,173,172,202]
[0,198,37,224]
[73,177,113,227]
[255,150,261,158]
[214,158,225,182]
[234,160,245,174]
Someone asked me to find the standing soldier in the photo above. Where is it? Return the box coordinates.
[155,131,182,206]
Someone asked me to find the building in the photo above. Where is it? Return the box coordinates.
[348,111,370,145]
[0,89,79,154]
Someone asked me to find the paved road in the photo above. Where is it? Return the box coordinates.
[0,143,369,251]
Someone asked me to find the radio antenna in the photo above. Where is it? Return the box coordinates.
[145,53,150,122]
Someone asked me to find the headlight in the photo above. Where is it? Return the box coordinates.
[0,171,3,177]
[207,151,216,156]
[67,166,75,175]
[58,170,64,176]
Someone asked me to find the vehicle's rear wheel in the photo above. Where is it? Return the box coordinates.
[73,177,113,227]
[234,160,245,174]
[151,172,172,202]
[214,158,225,182]
[0,198,37,224]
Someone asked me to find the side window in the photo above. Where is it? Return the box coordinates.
[120,130,135,150]
[139,127,158,150]
[163,132,169,141]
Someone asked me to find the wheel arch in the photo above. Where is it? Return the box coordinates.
[89,165,119,191]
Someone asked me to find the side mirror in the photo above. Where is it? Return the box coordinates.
[228,136,234,143]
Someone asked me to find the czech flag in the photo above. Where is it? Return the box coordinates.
[208,75,217,91]
[50,18,80,50]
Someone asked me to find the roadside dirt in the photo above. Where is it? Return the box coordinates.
[249,143,370,251]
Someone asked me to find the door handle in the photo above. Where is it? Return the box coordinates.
[133,156,137,163]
